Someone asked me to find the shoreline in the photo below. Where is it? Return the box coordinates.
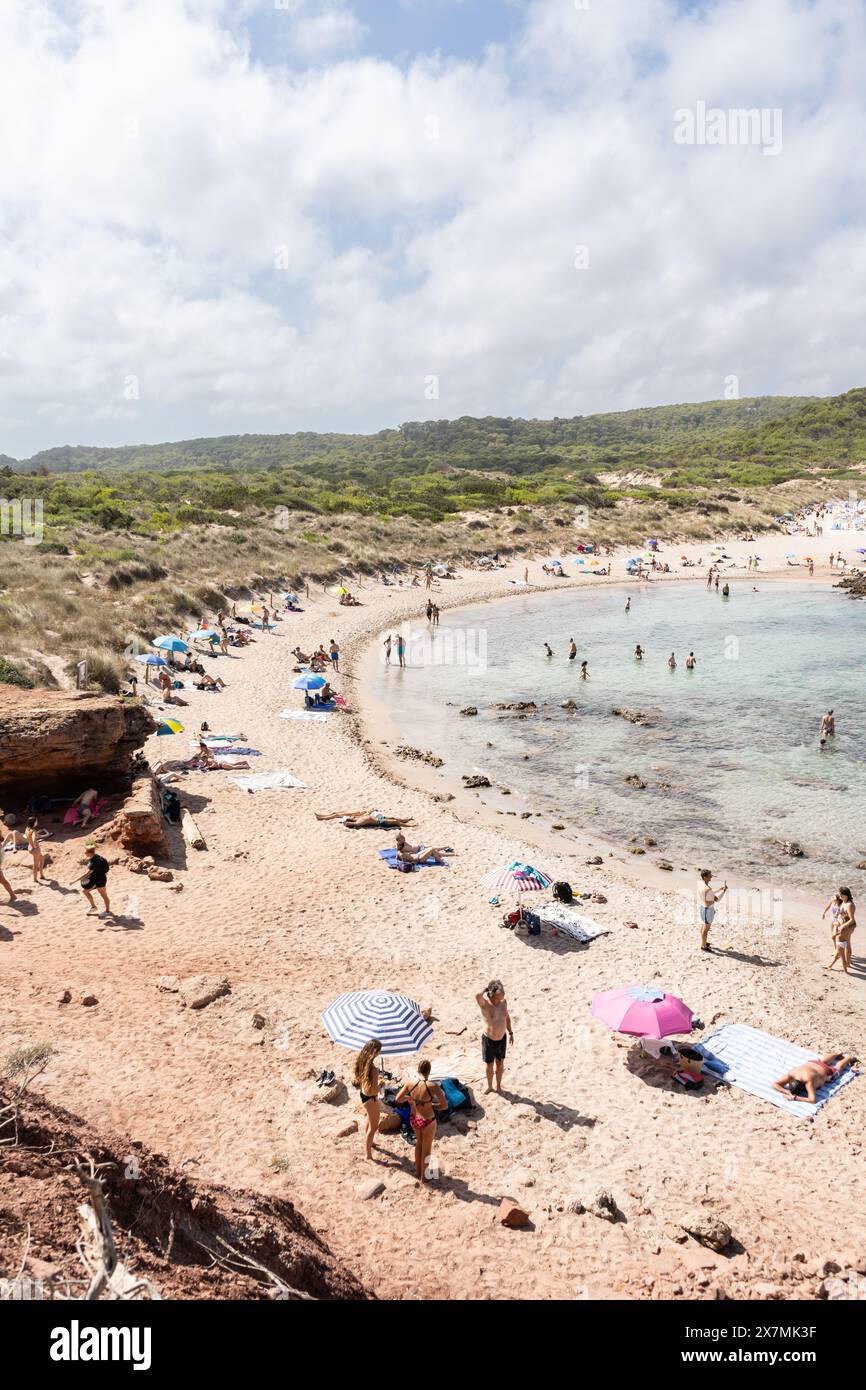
[351,569,837,926]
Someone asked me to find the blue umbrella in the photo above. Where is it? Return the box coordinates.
[134,654,168,667]
[187,628,220,641]
[322,990,432,1055]
[293,673,326,690]
[279,592,299,602]
[153,635,190,653]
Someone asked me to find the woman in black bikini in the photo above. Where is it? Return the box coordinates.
[352,1039,384,1161]
[396,1059,447,1184]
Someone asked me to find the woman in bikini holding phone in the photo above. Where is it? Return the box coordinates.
[827,887,856,972]
[396,1059,446,1185]
[352,1039,385,1161]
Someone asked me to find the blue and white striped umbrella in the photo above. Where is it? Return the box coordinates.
[322,990,432,1055]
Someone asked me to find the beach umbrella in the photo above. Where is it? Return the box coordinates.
[279,592,299,602]
[322,990,432,1055]
[591,984,693,1039]
[292,673,326,691]
[187,628,220,640]
[152,635,189,653]
[156,718,185,736]
[481,862,553,895]
[134,654,168,667]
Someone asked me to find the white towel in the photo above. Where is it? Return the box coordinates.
[229,770,308,791]
[279,708,330,722]
[536,901,608,942]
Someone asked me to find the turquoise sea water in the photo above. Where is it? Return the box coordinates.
[371,581,866,893]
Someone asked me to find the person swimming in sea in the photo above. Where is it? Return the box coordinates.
[544,643,554,657]
[579,660,588,679]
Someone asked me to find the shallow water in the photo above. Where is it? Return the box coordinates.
[371,580,866,893]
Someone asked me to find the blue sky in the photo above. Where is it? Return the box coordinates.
[1,0,864,458]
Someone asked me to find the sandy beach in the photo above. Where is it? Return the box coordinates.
[2,525,865,1301]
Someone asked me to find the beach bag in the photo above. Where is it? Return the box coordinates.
[162,789,181,824]
[553,880,574,904]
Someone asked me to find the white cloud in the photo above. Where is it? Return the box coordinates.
[1,0,865,456]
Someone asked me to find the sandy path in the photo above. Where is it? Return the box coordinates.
[2,526,864,1300]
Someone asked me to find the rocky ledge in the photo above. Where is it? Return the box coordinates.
[0,686,155,797]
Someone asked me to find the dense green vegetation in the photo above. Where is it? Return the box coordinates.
[2,389,865,533]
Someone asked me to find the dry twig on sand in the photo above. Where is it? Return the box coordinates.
[71,1156,161,1301]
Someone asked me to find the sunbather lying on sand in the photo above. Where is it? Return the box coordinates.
[196,742,250,771]
[395,833,449,864]
[772,1053,857,1103]
[195,674,226,690]
[316,809,416,828]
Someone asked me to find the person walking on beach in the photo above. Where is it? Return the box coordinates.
[706,567,713,589]
[261,605,272,633]
[395,1059,446,1184]
[25,818,45,884]
[352,1039,385,1162]
[476,979,513,1094]
[383,634,392,664]
[426,600,433,622]
[827,887,856,972]
[328,638,340,672]
[714,574,720,592]
[0,839,16,903]
[698,868,727,951]
[76,844,111,918]
[820,709,835,740]
[432,605,440,626]
[568,638,577,661]
[396,632,406,667]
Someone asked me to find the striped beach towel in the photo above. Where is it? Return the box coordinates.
[696,1023,859,1118]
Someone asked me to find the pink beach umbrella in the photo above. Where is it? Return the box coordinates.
[591,984,693,1039]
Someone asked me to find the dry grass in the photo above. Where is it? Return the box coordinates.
[0,483,834,691]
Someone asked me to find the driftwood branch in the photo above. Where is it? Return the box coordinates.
[71,1156,161,1301]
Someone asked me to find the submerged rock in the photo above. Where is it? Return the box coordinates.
[624,774,647,789]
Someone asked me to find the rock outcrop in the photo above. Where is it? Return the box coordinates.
[106,774,169,856]
[0,686,155,797]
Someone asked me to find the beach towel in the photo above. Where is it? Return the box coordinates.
[696,1024,859,1118]
[229,770,308,791]
[536,901,608,942]
[377,847,450,871]
[279,709,330,722]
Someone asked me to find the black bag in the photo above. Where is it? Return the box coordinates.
[522,910,541,936]
[553,880,573,904]
[162,789,181,824]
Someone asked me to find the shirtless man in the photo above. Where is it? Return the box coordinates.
[394,833,448,865]
[685,651,696,670]
[698,868,727,951]
[820,709,835,739]
[475,979,513,1094]
[772,1053,856,1104]
[543,643,554,658]
[568,638,577,661]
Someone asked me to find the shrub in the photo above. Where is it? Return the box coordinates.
[0,656,35,687]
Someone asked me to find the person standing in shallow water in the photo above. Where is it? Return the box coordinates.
[686,651,696,670]
[667,652,676,670]
[568,638,577,661]
[579,660,589,679]
[634,644,643,660]
[820,709,835,740]
[624,596,631,613]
